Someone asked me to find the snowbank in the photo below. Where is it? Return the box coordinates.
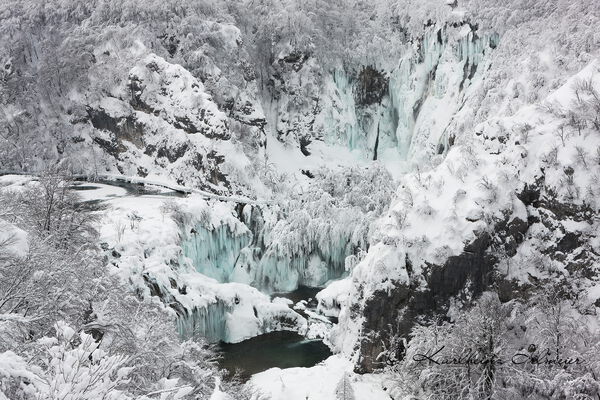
[249,355,390,400]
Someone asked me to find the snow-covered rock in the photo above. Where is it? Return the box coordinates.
[90,185,306,343]
[248,355,390,400]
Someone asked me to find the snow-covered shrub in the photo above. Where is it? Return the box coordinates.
[335,372,356,400]
[263,164,395,279]
[0,174,234,399]
[388,291,600,400]
[1,321,131,400]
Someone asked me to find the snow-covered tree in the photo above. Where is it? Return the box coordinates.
[335,372,356,400]
[0,173,232,399]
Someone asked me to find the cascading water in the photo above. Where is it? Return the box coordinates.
[319,24,499,163]
[177,300,230,342]
[179,205,357,293]
[325,70,363,151]
[181,224,251,283]
[390,25,499,160]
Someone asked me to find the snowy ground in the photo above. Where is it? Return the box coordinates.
[249,355,390,400]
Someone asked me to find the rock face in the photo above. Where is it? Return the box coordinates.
[78,53,262,194]
[127,55,230,139]
[355,211,528,372]
[1,0,499,195]
[258,21,497,162]
[352,155,600,372]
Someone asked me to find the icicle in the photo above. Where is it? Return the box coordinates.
[177,300,230,342]
[181,224,251,283]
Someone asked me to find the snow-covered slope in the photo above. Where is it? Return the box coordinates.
[325,58,600,372]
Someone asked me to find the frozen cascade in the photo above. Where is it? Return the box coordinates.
[237,246,349,293]
[240,205,363,292]
[390,25,499,160]
[181,224,251,283]
[175,289,308,343]
[324,70,363,151]
[319,24,498,162]
[179,206,358,293]
[322,69,398,160]
[177,301,230,342]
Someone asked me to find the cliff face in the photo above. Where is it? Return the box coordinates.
[3,0,600,378]
[1,1,499,193]
[257,21,497,165]
[353,171,599,372]
[0,4,267,195]
[327,60,600,372]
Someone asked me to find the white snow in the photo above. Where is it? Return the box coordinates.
[0,220,28,259]
[248,355,390,400]
[86,184,306,343]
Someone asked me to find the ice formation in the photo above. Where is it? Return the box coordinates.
[181,225,251,283]
[179,202,356,293]
[317,25,499,164]
[175,282,307,343]
[75,188,307,344]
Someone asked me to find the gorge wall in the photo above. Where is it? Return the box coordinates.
[2,0,600,377]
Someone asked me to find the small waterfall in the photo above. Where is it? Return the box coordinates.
[326,70,363,151]
[319,24,499,163]
[181,224,251,283]
[177,300,231,342]
[180,206,357,293]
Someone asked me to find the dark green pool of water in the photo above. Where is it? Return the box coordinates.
[271,285,321,305]
[218,331,331,380]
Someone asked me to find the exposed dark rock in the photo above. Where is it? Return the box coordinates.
[129,75,155,115]
[278,52,310,72]
[356,211,529,373]
[71,136,85,143]
[144,144,156,156]
[301,169,314,178]
[231,100,267,129]
[173,115,201,134]
[156,142,189,163]
[169,301,187,316]
[158,33,180,57]
[142,274,163,298]
[436,142,445,154]
[459,59,478,91]
[373,124,380,160]
[355,66,388,106]
[93,137,127,159]
[556,231,582,253]
[206,150,230,188]
[87,106,145,149]
[299,135,311,156]
[137,166,148,177]
[190,153,204,171]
